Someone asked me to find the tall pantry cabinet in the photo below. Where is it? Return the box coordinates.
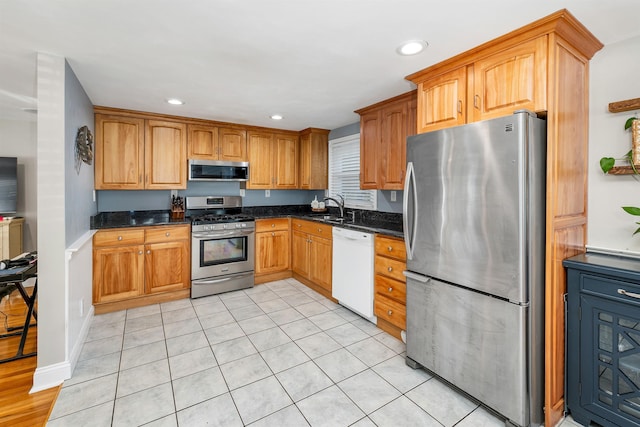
[405,9,602,427]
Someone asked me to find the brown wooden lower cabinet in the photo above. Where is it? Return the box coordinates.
[255,218,291,284]
[374,235,407,340]
[93,224,190,313]
[291,219,333,299]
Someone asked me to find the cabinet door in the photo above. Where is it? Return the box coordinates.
[472,36,547,122]
[299,133,312,189]
[255,230,290,275]
[299,129,329,190]
[145,120,187,189]
[417,67,467,133]
[219,127,247,162]
[309,236,332,293]
[187,124,219,159]
[380,101,408,189]
[247,131,274,189]
[291,230,310,277]
[93,245,144,303]
[274,133,298,189]
[360,110,380,189]
[144,240,190,294]
[95,114,145,189]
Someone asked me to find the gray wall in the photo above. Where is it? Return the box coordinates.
[64,61,97,245]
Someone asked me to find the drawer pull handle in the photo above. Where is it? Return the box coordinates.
[618,289,640,299]
[388,287,393,292]
[388,267,393,272]
[387,310,393,316]
[165,232,170,237]
[118,236,123,241]
[388,246,393,252]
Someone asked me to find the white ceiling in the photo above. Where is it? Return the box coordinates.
[1,0,639,130]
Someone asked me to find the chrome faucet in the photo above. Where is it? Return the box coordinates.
[323,194,344,218]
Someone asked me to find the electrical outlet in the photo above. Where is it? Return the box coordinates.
[265,190,270,198]
[79,298,84,316]
[391,191,397,202]
[170,189,178,198]
[239,189,245,197]
[92,190,96,202]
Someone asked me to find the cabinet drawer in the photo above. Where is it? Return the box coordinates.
[256,218,289,232]
[375,274,406,303]
[581,273,640,308]
[292,219,332,238]
[145,225,190,243]
[375,235,406,261]
[375,255,406,282]
[374,295,406,330]
[94,228,145,247]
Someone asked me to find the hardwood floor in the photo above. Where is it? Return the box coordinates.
[0,287,60,427]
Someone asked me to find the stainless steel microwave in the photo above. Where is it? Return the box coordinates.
[188,160,250,181]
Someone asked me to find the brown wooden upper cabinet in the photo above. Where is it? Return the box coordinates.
[95,114,187,190]
[299,128,329,190]
[187,125,247,162]
[405,9,602,427]
[356,91,417,190]
[247,130,298,189]
[411,36,547,134]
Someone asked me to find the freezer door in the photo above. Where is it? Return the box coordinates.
[404,112,545,303]
[406,274,531,426]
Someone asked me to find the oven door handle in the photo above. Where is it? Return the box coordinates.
[192,230,254,238]
[192,272,254,285]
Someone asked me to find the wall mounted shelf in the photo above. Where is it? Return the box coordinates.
[609,97,640,113]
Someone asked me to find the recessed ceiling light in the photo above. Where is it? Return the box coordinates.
[270,114,283,120]
[167,98,184,105]
[397,40,428,56]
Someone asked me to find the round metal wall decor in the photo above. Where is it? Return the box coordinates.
[75,125,93,174]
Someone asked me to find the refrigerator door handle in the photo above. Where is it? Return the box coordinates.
[403,161,418,260]
[403,270,430,283]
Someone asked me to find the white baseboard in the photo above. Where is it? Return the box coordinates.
[69,305,94,373]
[31,361,71,393]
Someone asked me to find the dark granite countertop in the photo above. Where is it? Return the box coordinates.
[245,205,404,239]
[90,210,190,229]
[91,205,404,238]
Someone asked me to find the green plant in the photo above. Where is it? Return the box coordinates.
[599,116,640,235]
[600,117,639,173]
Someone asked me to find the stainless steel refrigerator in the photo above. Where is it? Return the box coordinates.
[403,111,545,427]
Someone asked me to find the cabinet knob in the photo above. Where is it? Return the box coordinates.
[165,232,170,237]
[146,250,151,254]
[271,232,275,237]
[271,223,275,227]
[387,246,393,252]
[118,236,123,241]
[318,228,322,232]
[138,250,143,255]
[387,310,393,316]
[388,287,393,292]
[388,267,393,272]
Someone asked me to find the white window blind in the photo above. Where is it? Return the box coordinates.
[328,134,377,210]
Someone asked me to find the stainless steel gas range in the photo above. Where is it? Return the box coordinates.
[187,196,255,298]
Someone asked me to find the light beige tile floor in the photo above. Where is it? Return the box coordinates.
[47,278,510,427]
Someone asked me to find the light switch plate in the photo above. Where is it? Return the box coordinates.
[391,191,397,202]
[265,190,270,198]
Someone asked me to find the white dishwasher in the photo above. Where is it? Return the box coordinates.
[332,227,375,321]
